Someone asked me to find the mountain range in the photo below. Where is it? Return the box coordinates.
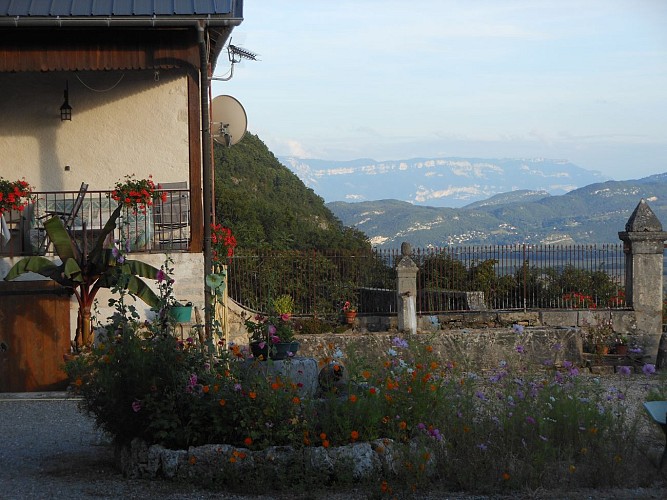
[325,174,667,248]
[279,156,608,208]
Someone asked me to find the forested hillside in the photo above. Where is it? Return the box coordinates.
[213,133,369,251]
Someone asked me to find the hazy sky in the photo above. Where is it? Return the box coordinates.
[211,0,667,180]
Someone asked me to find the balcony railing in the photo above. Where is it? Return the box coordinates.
[0,188,192,257]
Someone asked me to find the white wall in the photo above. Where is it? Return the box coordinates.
[0,70,192,191]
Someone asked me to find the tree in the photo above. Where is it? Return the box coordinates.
[4,204,161,348]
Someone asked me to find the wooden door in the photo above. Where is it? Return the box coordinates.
[0,281,71,392]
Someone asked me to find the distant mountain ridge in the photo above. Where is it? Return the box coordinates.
[280,156,607,208]
[326,174,667,248]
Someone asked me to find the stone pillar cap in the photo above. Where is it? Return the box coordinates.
[625,199,662,232]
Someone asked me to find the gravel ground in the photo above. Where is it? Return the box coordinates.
[1,379,667,500]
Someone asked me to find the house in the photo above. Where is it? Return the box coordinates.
[0,0,245,391]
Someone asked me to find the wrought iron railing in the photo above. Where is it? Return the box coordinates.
[0,188,191,257]
[227,244,627,316]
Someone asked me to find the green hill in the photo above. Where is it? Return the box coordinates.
[213,133,369,251]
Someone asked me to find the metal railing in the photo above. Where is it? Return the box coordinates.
[227,244,627,316]
[0,188,191,257]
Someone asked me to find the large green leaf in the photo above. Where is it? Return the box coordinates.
[44,216,81,262]
[3,256,71,286]
[88,204,123,265]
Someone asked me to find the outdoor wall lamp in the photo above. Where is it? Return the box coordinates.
[60,81,72,121]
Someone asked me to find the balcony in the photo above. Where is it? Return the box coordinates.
[0,187,192,257]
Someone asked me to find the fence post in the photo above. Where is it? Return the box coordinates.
[618,199,667,367]
[396,242,418,334]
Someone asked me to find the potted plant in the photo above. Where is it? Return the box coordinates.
[612,335,629,356]
[581,317,614,356]
[272,294,294,318]
[110,174,166,214]
[341,299,357,324]
[244,312,299,360]
[0,177,33,215]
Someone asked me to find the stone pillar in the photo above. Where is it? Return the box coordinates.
[618,199,667,367]
[396,242,418,334]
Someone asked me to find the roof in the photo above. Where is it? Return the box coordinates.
[0,0,241,18]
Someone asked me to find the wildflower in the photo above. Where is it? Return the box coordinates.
[131,399,142,412]
[643,364,656,375]
[392,337,409,349]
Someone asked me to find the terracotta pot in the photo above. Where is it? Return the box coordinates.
[615,344,628,356]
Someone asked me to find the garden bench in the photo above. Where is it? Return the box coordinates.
[643,401,667,469]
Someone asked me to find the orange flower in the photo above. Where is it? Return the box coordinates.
[244,437,253,447]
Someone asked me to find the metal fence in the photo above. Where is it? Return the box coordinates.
[0,188,191,257]
[227,244,627,316]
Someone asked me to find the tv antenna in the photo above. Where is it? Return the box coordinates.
[212,38,258,82]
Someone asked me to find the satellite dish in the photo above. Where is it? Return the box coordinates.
[211,95,247,147]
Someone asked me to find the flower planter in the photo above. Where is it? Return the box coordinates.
[169,305,192,323]
[250,341,300,361]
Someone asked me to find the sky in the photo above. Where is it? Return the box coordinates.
[211,0,667,180]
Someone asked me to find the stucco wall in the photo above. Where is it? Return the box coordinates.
[0,70,192,191]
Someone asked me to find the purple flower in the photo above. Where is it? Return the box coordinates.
[618,365,631,376]
[131,399,142,412]
[643,364,656,375]
[392,337,409,349]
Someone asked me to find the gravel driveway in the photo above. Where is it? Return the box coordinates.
[1,388,666,500]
